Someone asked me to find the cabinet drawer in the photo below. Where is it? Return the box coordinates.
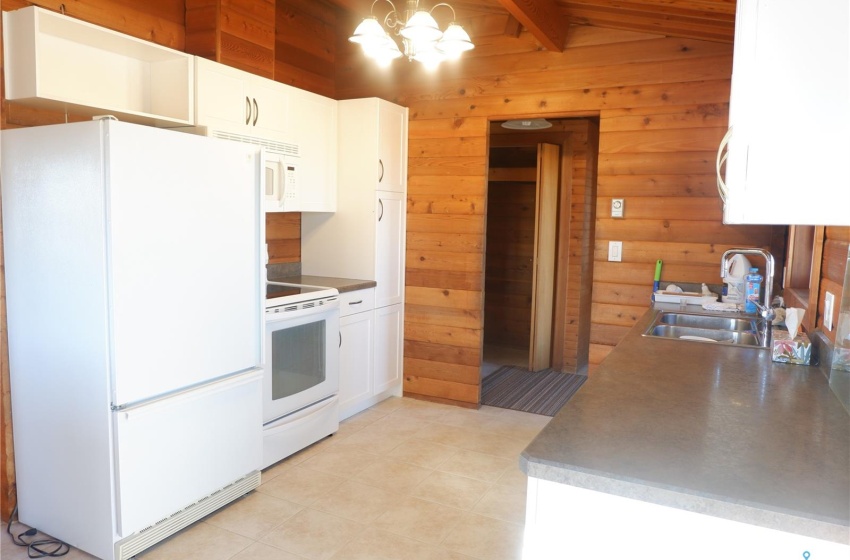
[339,288,376,317]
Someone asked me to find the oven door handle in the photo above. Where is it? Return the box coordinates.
[339,331,342,348]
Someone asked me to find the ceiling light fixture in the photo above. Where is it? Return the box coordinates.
[501,119,553,130]
[349,0,474,70]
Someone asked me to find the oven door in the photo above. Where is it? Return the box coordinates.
[263,305,339,425]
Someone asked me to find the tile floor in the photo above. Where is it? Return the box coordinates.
[1,397,550,560]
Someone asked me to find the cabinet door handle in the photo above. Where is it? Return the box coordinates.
[378,198,384,222]
[245,96,252,125]
[339,332,342,348]
[349,300,363,305]
[716,126,732,203]
[253,98,259,126]
[378,159,384,183]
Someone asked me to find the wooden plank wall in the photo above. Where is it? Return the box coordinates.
[336,25,787,404]
[484,185,536,349]
[818,227,849,343]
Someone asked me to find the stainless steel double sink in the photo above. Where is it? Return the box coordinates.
[643,310,767,348]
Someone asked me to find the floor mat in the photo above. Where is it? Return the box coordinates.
[481,365,587,417]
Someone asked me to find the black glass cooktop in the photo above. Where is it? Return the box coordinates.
[265,282,328,299]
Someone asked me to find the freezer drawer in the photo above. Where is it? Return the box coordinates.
[114,370,262,537]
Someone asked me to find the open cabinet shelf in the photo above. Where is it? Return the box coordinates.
[3,6,193,126]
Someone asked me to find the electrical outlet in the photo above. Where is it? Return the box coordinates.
[825,291,835,331]
[608,241,623,262]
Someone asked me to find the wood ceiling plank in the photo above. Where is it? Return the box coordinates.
[497,0,569,51]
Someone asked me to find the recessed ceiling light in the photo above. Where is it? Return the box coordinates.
[501,119,552,130]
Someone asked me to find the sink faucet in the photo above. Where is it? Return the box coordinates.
[720,248,776,321]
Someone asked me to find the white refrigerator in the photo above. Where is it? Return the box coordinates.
[1,120,265,560]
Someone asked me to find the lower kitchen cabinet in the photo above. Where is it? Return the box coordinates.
[337,289,403,421]
[374,303,403,395]
[339,307,374,420]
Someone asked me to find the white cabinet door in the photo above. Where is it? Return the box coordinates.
[249,76,290,141]
[114,371,262,537]
[196,58,251,131]
[290,87,338,212]
[339,310,375,420]
[378,100,408,193]
[195,58,288,142]
[374,303,403,396]
[722,0,850,225]
[375,191,406,308]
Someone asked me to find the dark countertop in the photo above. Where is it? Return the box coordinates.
[520,304,850,543]
[268,274,376,294]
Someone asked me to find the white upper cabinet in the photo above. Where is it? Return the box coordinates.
[720,0,850,225]
[288,87,338,212]
[195,57,289,143]
[301,98,408,298]
[2,6,194,126]
[378,101,408,193]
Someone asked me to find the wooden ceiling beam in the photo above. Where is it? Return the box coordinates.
[496,0,568,52]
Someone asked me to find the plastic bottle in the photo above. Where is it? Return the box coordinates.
[745,267,763,314]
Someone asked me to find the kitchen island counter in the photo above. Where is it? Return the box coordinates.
[520,305,850,545]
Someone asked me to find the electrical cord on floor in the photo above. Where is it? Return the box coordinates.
[6,505,70,557]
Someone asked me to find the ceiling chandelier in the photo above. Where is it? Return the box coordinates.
[349,0,474,69]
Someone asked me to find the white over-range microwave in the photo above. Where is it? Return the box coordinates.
[171,127,302,212]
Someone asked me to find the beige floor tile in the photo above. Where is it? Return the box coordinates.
[410,470,491,510]
[261,457,294,483]
[472,482,527,525]
[441,513,525,560]
[329,426,413,455]
[372,497,466,545]
[457,430,529,459]
[229,542,305,560]
[204,491,303,540]
[257,465,346,506]
[350,457,432,494]
[137,521,253,560]
[366,414,435,439]
[388,403,452,423]
[366,396,406,414]
[260,508,364,560]
[344,407,391,426]
[387,439,459,469]
[496,464,529,491]
[298,448,380,479]
[437,449,514,483]
[311,479,400,523]
[435,410,495,431]
[480,417,547,444]
[412,422,484,449]
[330,526,472,560]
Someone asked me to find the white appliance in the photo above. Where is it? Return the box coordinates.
[263,282,340,468]
[1,120,265,560]
[172,126,302,212]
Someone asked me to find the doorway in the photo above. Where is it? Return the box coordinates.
[481,118,599,377]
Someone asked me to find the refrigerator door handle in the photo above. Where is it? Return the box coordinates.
[111,367,262,412]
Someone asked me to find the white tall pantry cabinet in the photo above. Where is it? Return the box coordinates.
[302,98,408,418]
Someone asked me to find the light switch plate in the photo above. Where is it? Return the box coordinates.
[611,198,624,218]
[608,241,623,262]
[825,291,835,331]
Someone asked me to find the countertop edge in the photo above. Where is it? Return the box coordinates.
[519,453,849,544]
